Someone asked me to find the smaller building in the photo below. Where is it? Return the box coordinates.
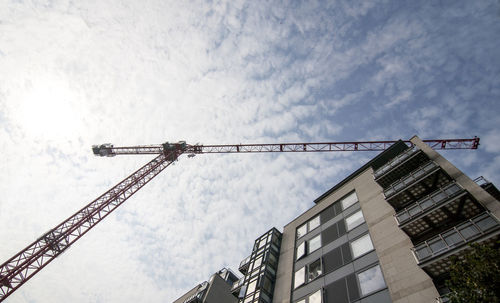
[173,268,239,303]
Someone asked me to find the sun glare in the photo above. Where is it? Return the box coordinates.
[13,78,83,141]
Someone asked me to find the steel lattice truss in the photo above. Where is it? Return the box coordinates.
[0,137,479,301]
[0,152,180,301]
[101,137,480,156]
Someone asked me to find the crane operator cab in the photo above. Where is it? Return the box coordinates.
[92,143,115,157]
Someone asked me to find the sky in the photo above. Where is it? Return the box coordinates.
[0,0,499,302]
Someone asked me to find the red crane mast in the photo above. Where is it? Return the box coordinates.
[0,137,480,301]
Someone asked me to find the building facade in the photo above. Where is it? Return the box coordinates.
[175,136,500,303]
[173,268,239,303]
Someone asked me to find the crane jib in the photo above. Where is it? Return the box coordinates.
[0,137,479,301]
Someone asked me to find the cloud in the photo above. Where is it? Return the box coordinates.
[0,1,499,302]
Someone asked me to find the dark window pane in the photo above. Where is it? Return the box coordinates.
[323,247,343,273]
[321,206,335,224]
[346,274,360,301]
[322,224,339,246]
[341,243,352,263]
[325,278,348,303]
[261,276,272,294]
[334,202,342,216]
[337,220,346,237]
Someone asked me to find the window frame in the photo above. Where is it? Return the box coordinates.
[345,209,365,231]
[294,289,322,303]
[308,234,322,254]
[297,215,321,239]
[296,241,306,260]
[294,266,306,289]
[307,258,322,282]
[308,289,322,303]
[341,191,358,210]
[308,216,320,231]
[297,224,308,239]
[350,233,374,259]
[357,264,386,297]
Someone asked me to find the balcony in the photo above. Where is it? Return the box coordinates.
[374,146,430,188]
[395,183,485,241]
[183,282,208,303]
[411,212,500,278]
[231,278,245,295]
[238,255,251,275]
[474,176,500,202]
[384,161,452,210]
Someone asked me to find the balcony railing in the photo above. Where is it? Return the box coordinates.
[183,282,208,303]
[374,146,420,179]
[238,255,251,274]
[395,183,464,224]
[473,176,490,187]
[231,277,245,291]
[384,161,439,198]
[412,212,499,263]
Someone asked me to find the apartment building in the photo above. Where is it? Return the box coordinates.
[175,136,500,303]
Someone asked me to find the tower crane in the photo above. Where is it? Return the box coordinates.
[0,137,480,301]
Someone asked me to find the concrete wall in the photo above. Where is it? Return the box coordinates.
[354,168,438,302]
[173,284,201,303]
[173,274,236,303]
[204,274,237,303]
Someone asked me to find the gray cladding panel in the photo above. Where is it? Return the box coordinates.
[353,251,379,272]
[322,223,340,246]
[320,205,336,223]
[323,247,343,273]
[358,289,391,303]
[292,277,324,301]
[321,234,348,254]
[325,278,348,303]
[324,263,354,285]
[346,273,360,301]
[347,224,369,241]
[341,243,352,263]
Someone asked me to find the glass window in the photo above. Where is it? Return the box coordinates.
[308,216,320,231]
[309,289,322,303]
[357,265,386,296]
[247,279,257,295]
[308,234,322,253]
[345,210,364,231]
[294,267,305,289]
[308,259,322,281]
[297,224,307,239]
[253,256,262,269]
[269,252,278,268]
[296,242,306,260]
[261,276,272,293]
[297,300,305,303]
[351,234,374,258]
[341,191,358,210]
[238,285,247,299]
